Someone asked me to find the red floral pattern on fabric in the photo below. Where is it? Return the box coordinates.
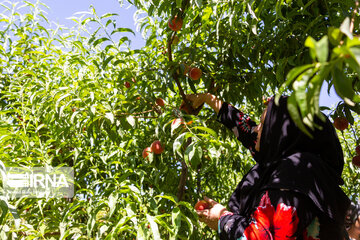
[243,192,300,240]
[273,203,299,239]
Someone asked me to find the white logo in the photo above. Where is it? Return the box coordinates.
[3,167,74,198]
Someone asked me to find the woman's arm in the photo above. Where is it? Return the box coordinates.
[184,93,258,155]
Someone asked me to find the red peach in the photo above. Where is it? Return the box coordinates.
[356,145,360,155]
[156,98,165,107]
[189,67,202,80]
[151,140,164,155]
[124,81,131,89]
[142,147,152,159]
[333,117,348,131]
[168,16,183,32]
[194,200,210,211]
[352,155,360,167]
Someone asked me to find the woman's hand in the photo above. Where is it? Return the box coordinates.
[181,93,223,114]
[196,196,229,231]
[181,94,207,110]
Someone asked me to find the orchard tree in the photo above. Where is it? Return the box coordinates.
[0,0,359,239]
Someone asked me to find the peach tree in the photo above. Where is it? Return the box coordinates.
[0,0,359,239]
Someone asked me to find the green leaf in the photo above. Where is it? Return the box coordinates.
[93,37,110,48]
[340,17,353,40]
[56,93,71,110]
[328,27,342,46]
[307,36,330,63]
[276,64,314,104]
[287,95,312,137]
[202,7,212,22]
[293,69,313,120]
[195,0,202,7]
[17,69,36,77]
[101,13,118,19]
[4,198,20,229]
[345,55,360,77]
[155,195,177,204]
[171,119,183,135]
[191,126,218,138]
[173,132,185,156]
[316,36,329,63]
[346,38,360,48]
[171,207,181,236]
[136,225,146,240]
[102,55,114,69]
[126,115,135,127]
[332,65,356,105]
[111,27,135,36]
[275,0,286,20]
[191,145,202,169]
[187,77,198,94]
[106,112,115,124]
[0,199,8,225]
[344,106,354,125]
[350,47,360,66]
[176,0,182,8]
[305,37,317,61]
[184,142,195,167]
[147,214,160,239]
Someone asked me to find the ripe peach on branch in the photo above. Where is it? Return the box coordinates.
[189,67,202,80]
[142,147,152,159]
[168,16,183,32]
[155,98,165,107]
[124,81,131,89]
[352,155,360,167]
[355,145,360,155]
[333,117,348,131]
[151,140,164,154]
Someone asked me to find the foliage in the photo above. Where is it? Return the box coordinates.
[0,0,359,239]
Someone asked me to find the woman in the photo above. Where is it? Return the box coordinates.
[184,93,350,239]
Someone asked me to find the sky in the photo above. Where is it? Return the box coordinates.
[43,0,145,49]
[39,0,341,109]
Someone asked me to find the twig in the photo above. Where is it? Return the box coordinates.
[166,21,197,114]
[115,109,154,116]
[167,33,187,101]
[132,116,158,119]
[196,163,202,195]
[177,159,188,201]
[350,0,359,33]
[176,137,192,201]
[115,109,159,119]
[350,125,359,142]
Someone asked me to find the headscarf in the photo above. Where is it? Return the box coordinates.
[228,96,350,228]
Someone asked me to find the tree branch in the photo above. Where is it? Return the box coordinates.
[115,109,154,116]
[350,0,359,33]
[196,163,202,195]
[177,159,188,201]
[167,31,201,115]
[176,137,192,201]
